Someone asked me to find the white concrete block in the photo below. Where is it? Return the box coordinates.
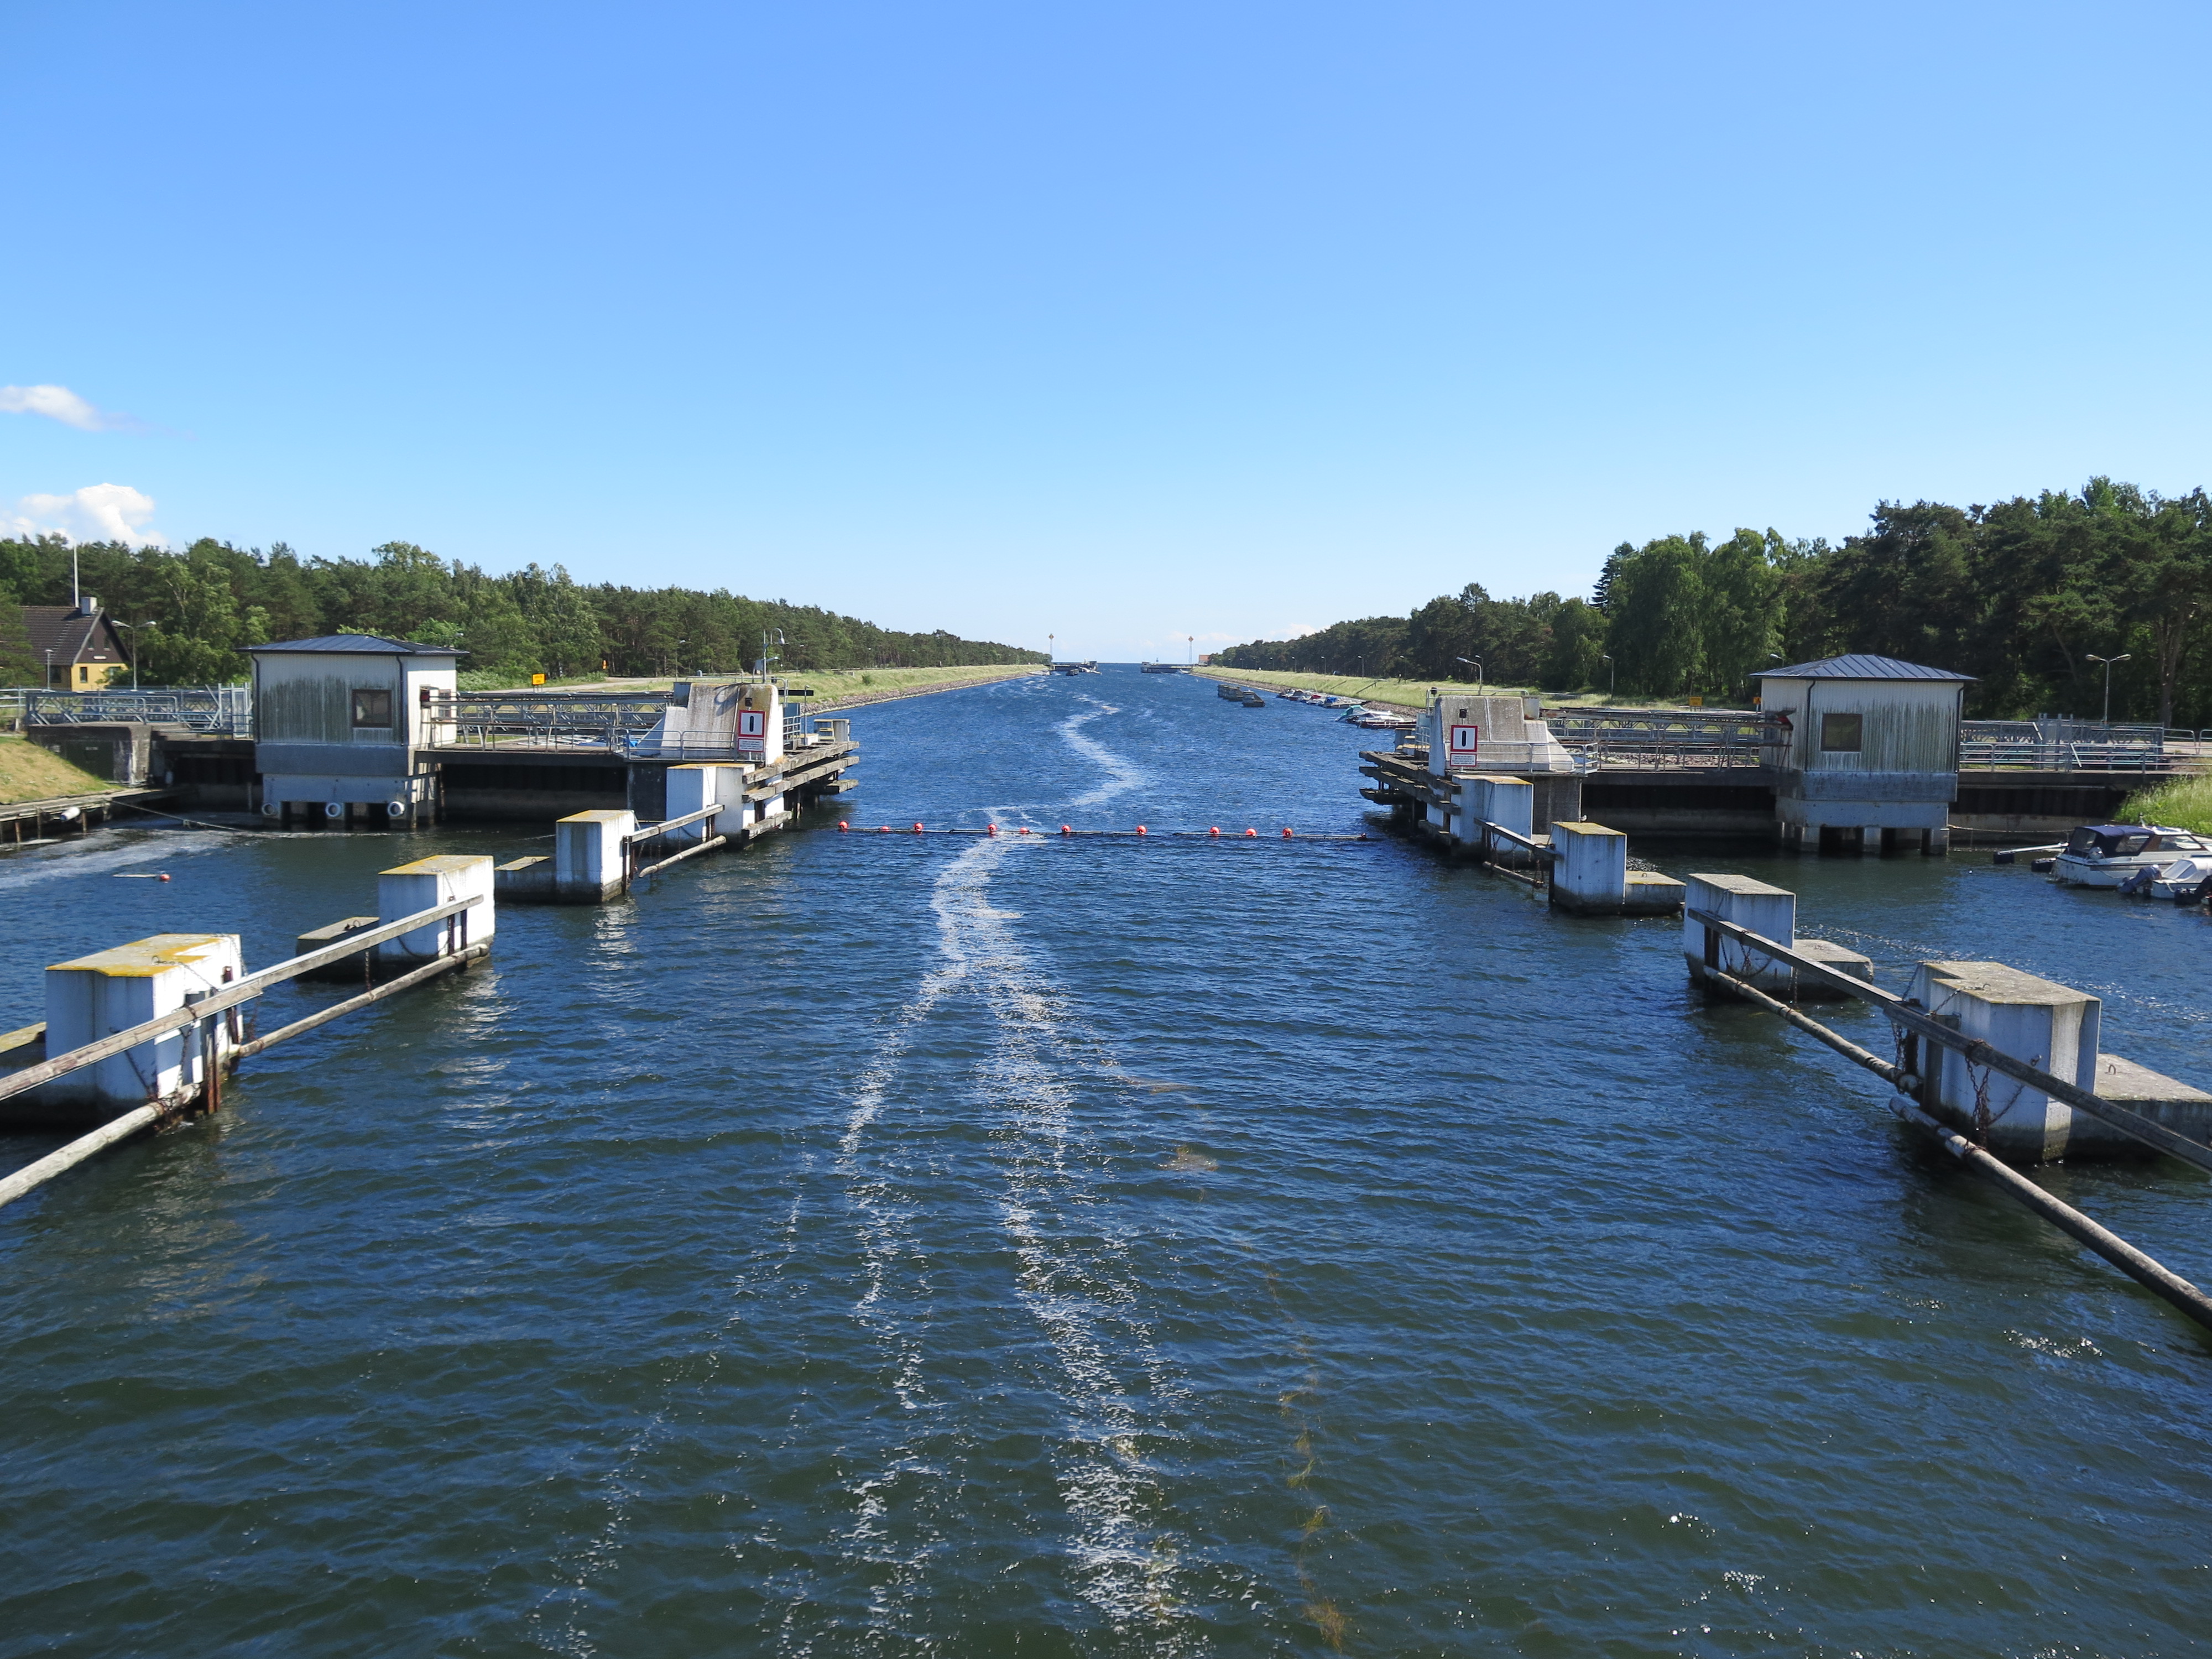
[1684,874,1797,993]
[44,933,243,1111]
[555,810,635,901]
[1550,821,1628,912]
[665,764,744,844]
[1908,962,2101,1161]
[377,854,497,964]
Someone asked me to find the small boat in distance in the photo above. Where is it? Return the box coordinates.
[2140,853,2212,902]
[2052,823,2212,888]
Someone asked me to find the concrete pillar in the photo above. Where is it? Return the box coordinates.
[665,764,743,845]
[1550,821,1627,912]
[1683,874,1797,994]
[43,933,244,1115]
[1906,962,2102,1162]
[555,809,636,901]
[377,854,498,967]
[1458,775,1534,849]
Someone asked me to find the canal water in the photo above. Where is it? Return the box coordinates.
[3,667,2210,1657]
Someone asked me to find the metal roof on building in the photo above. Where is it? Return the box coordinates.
[245,633,462,656]
[1752,654,1974,682]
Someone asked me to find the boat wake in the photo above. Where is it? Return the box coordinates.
[812,833,1203,1647]
[1060,698,1148,808]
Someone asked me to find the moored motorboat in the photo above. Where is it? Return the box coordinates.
[2052,823,2211,888]
[2133,853,2212,902]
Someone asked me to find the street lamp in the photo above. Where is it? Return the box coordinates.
[112,620,142,691]
[1455,655,1484,693]
[2088,653,2131,726]
[1601,655,1614,697]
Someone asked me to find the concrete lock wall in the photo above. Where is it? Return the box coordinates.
[555,810,635,901]
[377,855,498,964]
[44,933,244,1111]
[1426,694,1532,778]
[665,764,744,843]
[1907,962,2101,1161]
[1683,875,1797,993]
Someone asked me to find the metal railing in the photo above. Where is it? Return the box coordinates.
[420,689,673,753]
[22,686,254,735]
[1547,707,1788,769]
[1957,718,2191,771]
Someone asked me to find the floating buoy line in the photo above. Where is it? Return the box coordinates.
[828,822,1372,842]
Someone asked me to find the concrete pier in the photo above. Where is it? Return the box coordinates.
[1548,822,1687,915]
[555,810,636,902]
[1683,874,1874,998]
[41,935,243,1119]
[377,856,498,967]
[665,764,744,844]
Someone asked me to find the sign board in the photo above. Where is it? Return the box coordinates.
[737,707,767,755]
[531,673,546,686]
[1448,723,1480,758]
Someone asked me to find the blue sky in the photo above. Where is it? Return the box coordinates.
[6,2,2209,661]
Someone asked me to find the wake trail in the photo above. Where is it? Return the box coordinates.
[1060,698,1149,808]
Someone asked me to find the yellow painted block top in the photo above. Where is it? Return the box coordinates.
[50,933,234,977]
[1551,821,1626,838]
[558,810,634,824]
[380,854,493,877]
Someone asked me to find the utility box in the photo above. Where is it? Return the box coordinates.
[1753,655,1970,854]
[247,634,460,823]
[41,933,243,1120]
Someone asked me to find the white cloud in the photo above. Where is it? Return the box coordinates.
[6,483,162,545]
[0,383,127,431]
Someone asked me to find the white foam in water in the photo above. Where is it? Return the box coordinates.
[813,820,1203,1646]
[1061,697,1149,807]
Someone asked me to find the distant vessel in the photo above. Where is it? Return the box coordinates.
[1140,662,1188,674]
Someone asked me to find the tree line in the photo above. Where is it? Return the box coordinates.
[1215,479,2212,725]
[0,535,1042,687]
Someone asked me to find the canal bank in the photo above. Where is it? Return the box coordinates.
[3,666,2210,1654]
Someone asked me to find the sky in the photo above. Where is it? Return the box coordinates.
[4,2,2210,661]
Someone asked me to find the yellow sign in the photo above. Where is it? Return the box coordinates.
[1684,695,1703,707]
[531,672,546,686]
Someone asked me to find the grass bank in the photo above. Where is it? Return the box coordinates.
[0,735,111,805]
[2119,776,2212,835]
[1193,666,1739,712]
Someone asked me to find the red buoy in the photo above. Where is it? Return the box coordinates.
[1244,828,1258,837]
[878,825,891,833]
[987,823,998,836]
[1060,825,1072,836]
[1281,827,1293,838]
[1136,825,1147,836]
[1018,826,1031,834]
[912,822,924,833]
[839,821,850,832]
[1208,826,1220,837]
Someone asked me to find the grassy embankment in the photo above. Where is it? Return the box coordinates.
[2119,776,2212,836]
[1193,666,1734,711]
[0,735,111,805]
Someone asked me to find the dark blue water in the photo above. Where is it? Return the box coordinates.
[3,668,2210,1656]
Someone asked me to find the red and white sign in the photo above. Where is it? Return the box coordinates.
[1449,723,1480,757]
[737,707,767,754]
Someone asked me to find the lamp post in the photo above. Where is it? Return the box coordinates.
[1455,655,1484,693]
[2088,653,2131,726]
[1601,655,1614,697]
[113,620,140,691]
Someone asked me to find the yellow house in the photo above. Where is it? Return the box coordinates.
[20,603,129,688]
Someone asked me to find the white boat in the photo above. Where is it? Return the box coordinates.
[2052,824,2212,888]
[2140,854,2212,902]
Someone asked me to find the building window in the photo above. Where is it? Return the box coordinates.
[75,664,90,685]
[1820,712,1863,753]
[351,688,393,728]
